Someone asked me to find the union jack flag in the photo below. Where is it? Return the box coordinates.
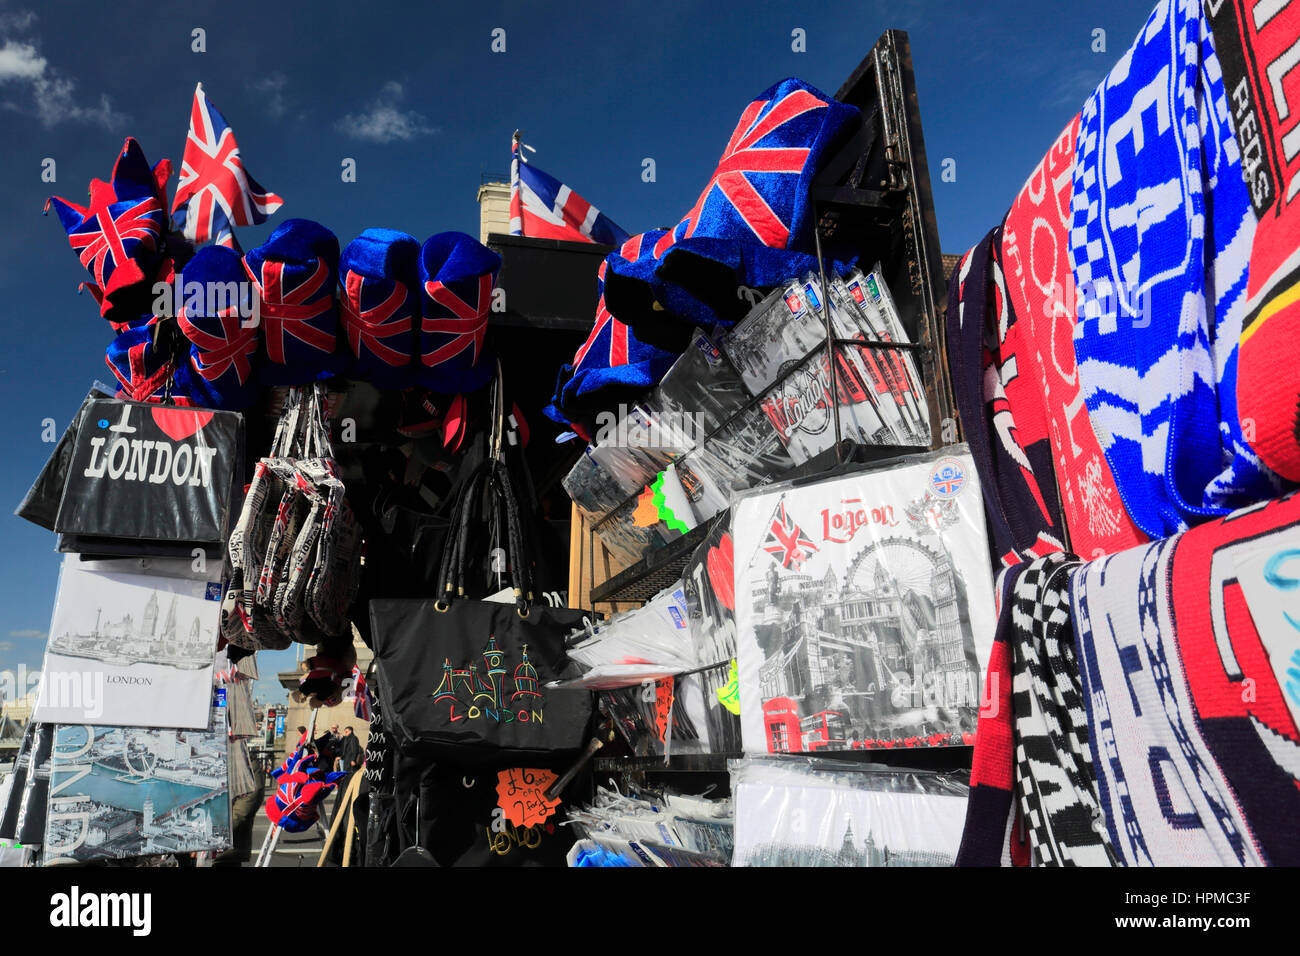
[510,135,629,246]
[45,138,171,319]
[763,500,818,569]
[653,79,855,259]
[246,257,334,364]
[173,83,284,248]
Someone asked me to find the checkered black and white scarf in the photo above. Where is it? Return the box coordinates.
[1010,553,1115,866]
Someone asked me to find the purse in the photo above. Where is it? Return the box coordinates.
[224,384,361,650]
[370,455,595,766]
[53,397,244,548]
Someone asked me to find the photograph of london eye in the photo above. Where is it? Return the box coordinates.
[42,713,230,863]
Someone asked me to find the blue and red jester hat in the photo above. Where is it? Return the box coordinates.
[45,137,175,331]
[339,228,422,390]
[242,218,348,386]
[265,735,349,833]
[417,231,502,395]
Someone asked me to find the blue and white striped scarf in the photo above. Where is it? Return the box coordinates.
[1070,0,1287,540]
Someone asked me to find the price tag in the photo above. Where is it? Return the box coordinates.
[654,677,675,743]
[717,659,740,715]
[495,768,561,829]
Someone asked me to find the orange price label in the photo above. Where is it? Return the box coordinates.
[495,768,562,829]
[654,676,675,743]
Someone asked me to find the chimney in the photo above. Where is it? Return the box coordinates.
[477,181,511,244]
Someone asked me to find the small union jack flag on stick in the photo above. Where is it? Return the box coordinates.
[173,83,284,249]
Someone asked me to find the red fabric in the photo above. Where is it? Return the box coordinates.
[998,115,1146,559]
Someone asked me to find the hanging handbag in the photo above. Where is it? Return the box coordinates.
[225,384,360,649]
[370,455,595,765]
[52,396,243,549]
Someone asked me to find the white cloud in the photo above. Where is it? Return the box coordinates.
[0,641,14,653]
[0,39,43,80]
[0,19,126,128]
[7,629,45,640]
[249,72,288,119]
[338,81,437,143]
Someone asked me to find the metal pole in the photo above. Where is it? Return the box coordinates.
[813,220,844,462]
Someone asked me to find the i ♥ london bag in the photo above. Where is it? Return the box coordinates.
[53,397,243,547]
[370,458,594,764]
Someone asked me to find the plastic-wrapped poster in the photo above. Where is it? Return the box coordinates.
[731,759,968,866]
[757,343,898,463]
[33,557,221,730]
[721,276,862,396]
[43,701,231,864]
[680,515,743,752]
[732,448,996,753]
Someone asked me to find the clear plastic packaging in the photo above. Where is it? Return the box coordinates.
[680,514,743,753]
[730,446,997,755]
[656,329,753,440]
[729,755,969,866]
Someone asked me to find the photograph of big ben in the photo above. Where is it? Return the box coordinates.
[733,451,997,754]
[33,557,222,730]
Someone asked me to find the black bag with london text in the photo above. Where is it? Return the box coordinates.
[370,459,594,764]
[54,398,244,547]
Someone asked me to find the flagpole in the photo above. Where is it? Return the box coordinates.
[509,130,522,236]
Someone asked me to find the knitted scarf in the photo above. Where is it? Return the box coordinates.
[955,563,1031,867]
[1010,552,1115,866]
[1073,493,1300,865]
[946,229,1065,568]
[1069,0,1286,540]
[1209,0,1300,482]
[997,115,1146,558]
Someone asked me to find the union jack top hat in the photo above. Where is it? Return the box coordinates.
[417,231,501,394]
[177,244,261,409]
[340,228,421,390]
[242,218,346,385]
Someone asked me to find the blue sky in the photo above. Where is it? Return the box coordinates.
[0,0,1154,703]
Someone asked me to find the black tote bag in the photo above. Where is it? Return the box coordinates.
[370,458,594,765]
[54,398,244,547]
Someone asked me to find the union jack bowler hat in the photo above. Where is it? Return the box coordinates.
[417,231,501,394]
[45,137,173,327]
[177,245,262,409]
[243,218,346,386]
[340,228,421,390]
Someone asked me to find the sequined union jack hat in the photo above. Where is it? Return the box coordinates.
[45,137,174,329]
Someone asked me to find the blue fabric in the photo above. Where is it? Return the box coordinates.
[1069,0,1287,540]
[340,228,420,389]
[177,245,261,409]
[243,218,345,385]
[105,326,200,405]
[417,231,501,394]
[46,137,170,326]
[602,78,857,343]
[546,237,677,429]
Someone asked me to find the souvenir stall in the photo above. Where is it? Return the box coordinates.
[2,0,1297,872]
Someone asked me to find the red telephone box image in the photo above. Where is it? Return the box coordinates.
[763,697,804,753]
